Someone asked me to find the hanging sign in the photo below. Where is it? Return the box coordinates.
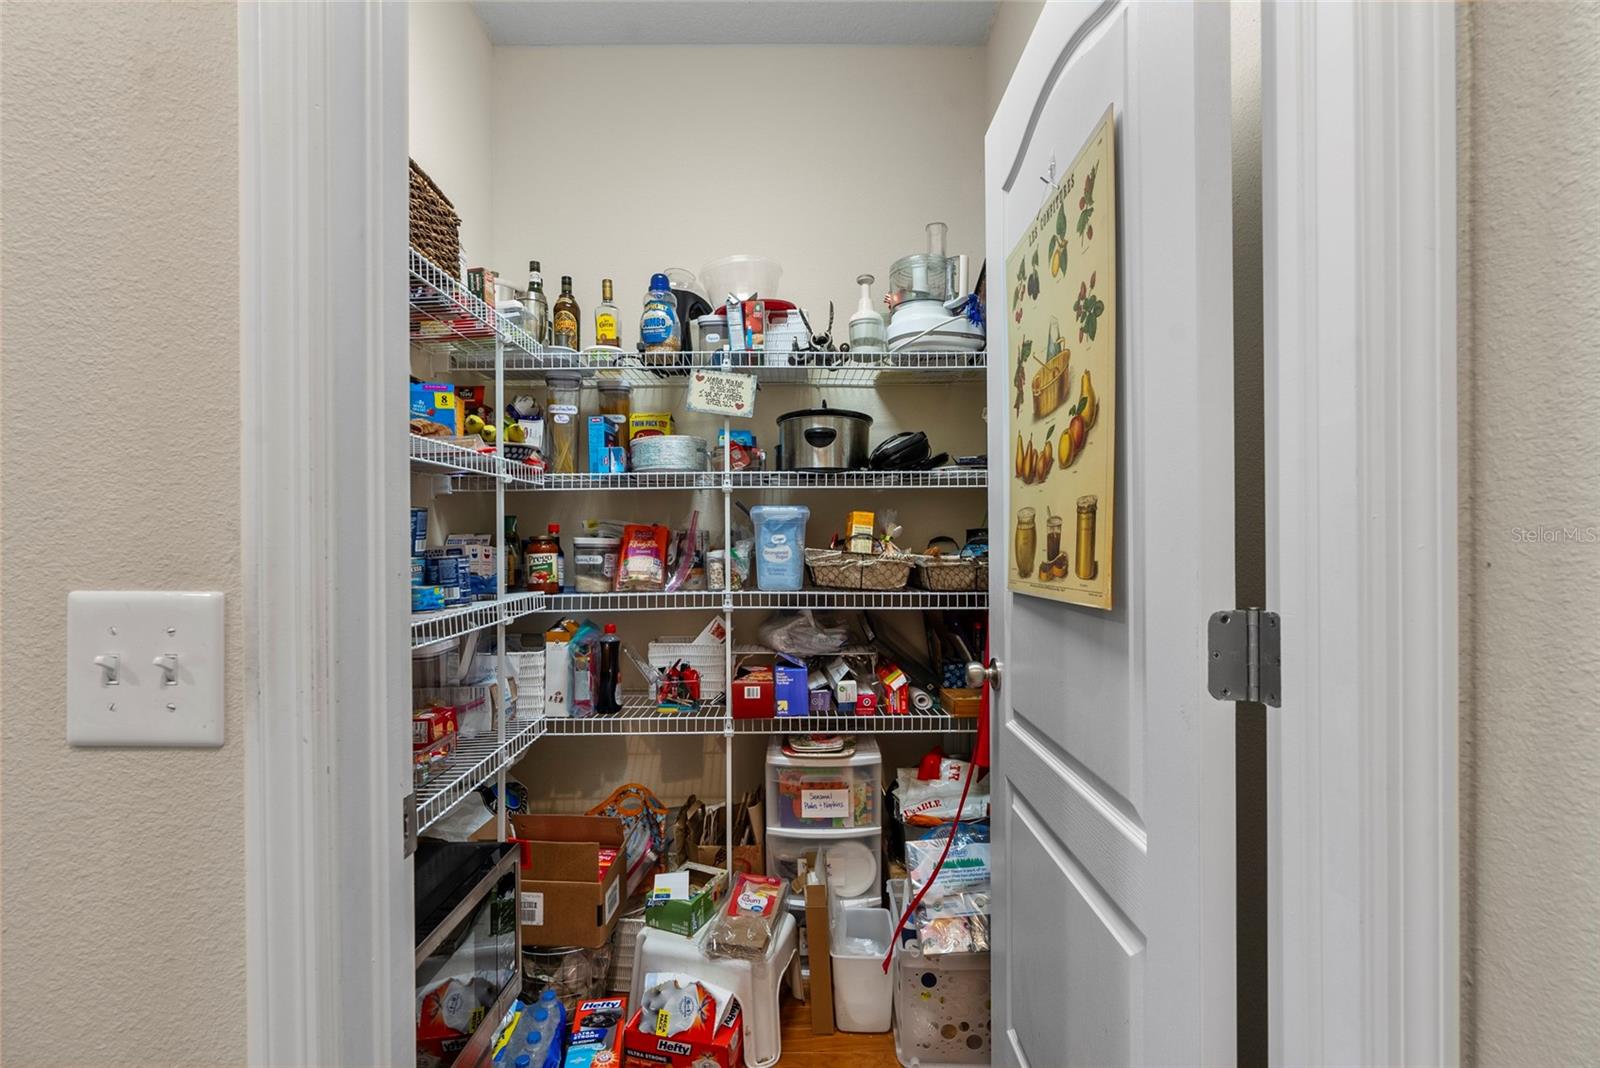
[1005,105,1119,609]
[685,370,756,417]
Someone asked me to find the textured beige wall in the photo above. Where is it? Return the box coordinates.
[0,3,246,1065]
[985,1,1045,122]
[409,0,495,265]
[1458,2,1600,1063]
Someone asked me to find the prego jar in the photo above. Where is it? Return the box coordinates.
[545,372,582,474]
[1014,507,1037,579]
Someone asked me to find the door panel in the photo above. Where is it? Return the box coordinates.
[985,3,1236,1065]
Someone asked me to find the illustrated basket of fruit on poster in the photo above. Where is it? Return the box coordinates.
[805,547,914,591]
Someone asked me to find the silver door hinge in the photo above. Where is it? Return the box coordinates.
[402,792,418,857]
[1208,609,1281,707]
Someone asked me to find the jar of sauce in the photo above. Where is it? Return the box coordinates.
[1015,507,1038,579]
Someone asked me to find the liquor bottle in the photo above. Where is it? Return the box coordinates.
[552,275,581,349]
[594,278,620,347]
[525,261,548,344]
[503,515,521,590]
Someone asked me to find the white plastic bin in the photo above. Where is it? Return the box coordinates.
[888,879,991,1065]
[766,828,881,900]
[831,906,894,1032]
[766,736,881,831]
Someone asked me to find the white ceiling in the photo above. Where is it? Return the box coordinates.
[470,0,1001,47]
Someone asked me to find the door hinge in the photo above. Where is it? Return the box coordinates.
[1207,608,1281,707]
[402,792,418,857]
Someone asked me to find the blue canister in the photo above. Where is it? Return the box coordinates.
[410,507,428,553]
[432,554,464,601]
[411,556,427,587]
[750,505,810,591]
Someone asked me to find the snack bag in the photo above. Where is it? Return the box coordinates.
[703,873,787,961]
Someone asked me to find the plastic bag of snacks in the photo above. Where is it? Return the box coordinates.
[615,524,670,591]
[704,873,788,961]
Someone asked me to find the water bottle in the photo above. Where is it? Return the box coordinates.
[516,1029,544,1068]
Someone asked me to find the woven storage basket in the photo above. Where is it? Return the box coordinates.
[409,159,461,275]
[805,547,914,591]
[913,554,989,592]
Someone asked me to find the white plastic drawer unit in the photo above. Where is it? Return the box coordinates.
[765,736,881,832]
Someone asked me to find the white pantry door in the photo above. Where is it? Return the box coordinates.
[984,3,1237,1065]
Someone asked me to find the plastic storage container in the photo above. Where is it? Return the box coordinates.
[571,536,620,593]
[766,828,882,901]
[831,906,894,1032]
[888,879,991,1066]
[627,911,798,1068]
[699,254,782,303]
[750,504,810,591]
[766,736,880,831]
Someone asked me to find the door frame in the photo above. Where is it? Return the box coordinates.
[1263,2,1459,1064]
[240,2,411,1064]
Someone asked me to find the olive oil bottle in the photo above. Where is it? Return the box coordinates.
[552,275,581,349]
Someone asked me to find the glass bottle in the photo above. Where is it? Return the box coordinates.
[525,260,548,344]
[595,623,622,715]
[552,275,581,349]
[594,278,620,348]
[504,515,521,590]
[525,525,561,595]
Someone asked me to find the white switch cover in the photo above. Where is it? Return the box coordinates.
[67,591,225,747]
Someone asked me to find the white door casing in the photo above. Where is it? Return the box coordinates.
[1263,2,1460,1063]
[985,3,1237,1065]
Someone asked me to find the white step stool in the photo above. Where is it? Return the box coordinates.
[627,911,798,1068]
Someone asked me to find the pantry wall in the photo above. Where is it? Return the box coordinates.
[412,30,996,808]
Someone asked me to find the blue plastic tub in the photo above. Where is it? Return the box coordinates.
[750,505,810,591]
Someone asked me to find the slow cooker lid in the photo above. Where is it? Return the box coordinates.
[776,399,874,424]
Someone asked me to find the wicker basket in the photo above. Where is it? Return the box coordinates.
[804,547,915,591]
[409,159,461,275]
[913,554,989,592]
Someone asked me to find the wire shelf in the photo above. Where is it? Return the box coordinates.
[449,348,986,386]
[409,247,547,361]
[539,590,987,613]
[415,713,547,832]
[542,696,728,736]
[409,434,542,488]
[521,468,988,492]
[732,712,978,734]
[409,592,547,649]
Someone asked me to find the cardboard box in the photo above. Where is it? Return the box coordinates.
[644,863,727,938]
[773,654,809,717]
[567,995,628,1068]
[411,382,462,437]
[621,994,743,1068]
[805,877,836,1035]
[473,813,627,949]
[940,687,983,718]
[731,667,774,719]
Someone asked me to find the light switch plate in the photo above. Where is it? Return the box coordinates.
[67,591,225,747]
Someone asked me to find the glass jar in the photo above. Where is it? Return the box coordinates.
[1014,507,1037,579]
[1075,495,1099,580]
[545,372,582,474]
[1045,512,1064,562]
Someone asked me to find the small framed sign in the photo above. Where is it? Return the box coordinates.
[685,369,756,418]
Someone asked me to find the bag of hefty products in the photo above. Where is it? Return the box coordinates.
[622,975,743,1068]
[564,996,628,1068]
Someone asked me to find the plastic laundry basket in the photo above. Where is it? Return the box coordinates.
[831,906,894,1032]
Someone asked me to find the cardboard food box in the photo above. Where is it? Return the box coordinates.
[878,664,911,716]
[621,994,743,1068]
[410,382,462,438]
[731,667,774,719]
[644,863,727,938]
[473,813,627,949]
[773,654,809,717]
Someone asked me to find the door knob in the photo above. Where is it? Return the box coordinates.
[965,658,1002,691]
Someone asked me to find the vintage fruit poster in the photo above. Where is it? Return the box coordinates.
[1006,106,1117,609]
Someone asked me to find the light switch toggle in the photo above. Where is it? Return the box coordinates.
[94,655,121,685]
[152,653,179,686]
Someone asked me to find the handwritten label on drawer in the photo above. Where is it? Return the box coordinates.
[800,788,849,820]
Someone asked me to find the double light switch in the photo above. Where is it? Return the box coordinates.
[67,591,225,747]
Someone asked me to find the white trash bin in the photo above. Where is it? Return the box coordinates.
[830,905,894,1032]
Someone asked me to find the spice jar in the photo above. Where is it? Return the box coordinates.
[545,372,582,474]
[1075,495,1099,580]
[1014,507,1037,579]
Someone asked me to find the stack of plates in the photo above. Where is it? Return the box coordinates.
[631,434,709,472]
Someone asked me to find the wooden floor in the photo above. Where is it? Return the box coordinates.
[776,994,900,1067]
